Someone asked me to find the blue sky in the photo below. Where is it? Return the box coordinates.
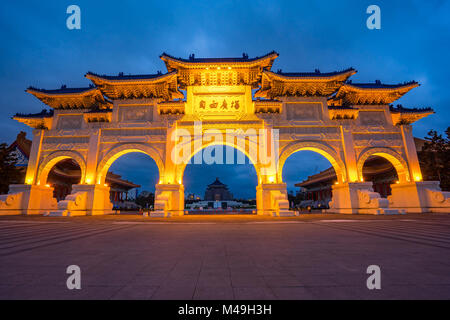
[1,1,449,198]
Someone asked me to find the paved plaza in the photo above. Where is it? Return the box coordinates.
[0,213,449,300]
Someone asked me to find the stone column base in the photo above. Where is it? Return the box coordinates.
[328,182,400,215]
[389,181,450,213]
[0,184,57,215]
[256,183,295,216]
[49,184,113,216]
[152,184,184,217]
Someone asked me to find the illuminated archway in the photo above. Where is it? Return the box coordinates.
[96,143,164,185]
[175,139,261,185]
[278,141,346,184]
[36,150,86,186]
[357,147,410,183]
[182,144,258,206]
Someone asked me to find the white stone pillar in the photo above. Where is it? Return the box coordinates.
[85,129,101,184]
[340,126,358,183]
[24,129,44,185]
[400,125,422,182]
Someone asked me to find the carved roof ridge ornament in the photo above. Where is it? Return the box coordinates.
[26,86,98,96]
[85,70,178,83]
[264,68,357,81]
[160,51,279,71]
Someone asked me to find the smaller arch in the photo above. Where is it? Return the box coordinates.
[357,147,410,183]
[278,141,347,183]
[96,143,165,185]
[36,150,86,185]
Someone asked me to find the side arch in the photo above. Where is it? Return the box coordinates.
[36,150,86,185]
[278,141,347,183]
[96,143,165,185]
[357,147,410,183]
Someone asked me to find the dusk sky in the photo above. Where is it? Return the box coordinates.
[1,1,449,198]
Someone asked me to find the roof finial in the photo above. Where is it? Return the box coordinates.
[242,52,249,59]
[189,53,195,60]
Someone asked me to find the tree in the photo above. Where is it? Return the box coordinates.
[0,143,22,194]
[418,127,450,191]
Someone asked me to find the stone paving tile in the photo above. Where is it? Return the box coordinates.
[263,275,303,287]
[111,285,158,300]
[231,274,266,288]
[193,286,234,300]
[198,274,232,287]
[271,286,315,300]
[233,287,277,300]
[151,284,196,300]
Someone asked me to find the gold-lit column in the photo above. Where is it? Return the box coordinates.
[24,129,44,185]
[400,125,422,182]
[85,129,101,184]
[340,126,358,182]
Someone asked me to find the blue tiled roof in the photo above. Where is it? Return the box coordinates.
[27,85,96,94]
[14,109,54,118]
[345,80,418,89]
[161,51,278,63]
[389,105,433,113]
[276,67,356,77]
[86,71,167,80]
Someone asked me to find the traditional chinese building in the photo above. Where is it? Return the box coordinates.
[1,51,449,216]
[204,178,233,201]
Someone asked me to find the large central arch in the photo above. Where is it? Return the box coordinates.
[175,138,262,185]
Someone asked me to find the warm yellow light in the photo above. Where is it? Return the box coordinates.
[396,181,400,184]
[45,184,50,188]
[268,176,275,183]
[26,178,33,185]
[228,67,231,70]
[104,183,108,187]
[85,178,92,184]
[335,182,339,185]
[414,176,422,182]
[360,178,364,182]
[217,67,221,70]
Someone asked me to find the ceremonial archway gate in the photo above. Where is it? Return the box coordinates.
[1,51,449,216]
